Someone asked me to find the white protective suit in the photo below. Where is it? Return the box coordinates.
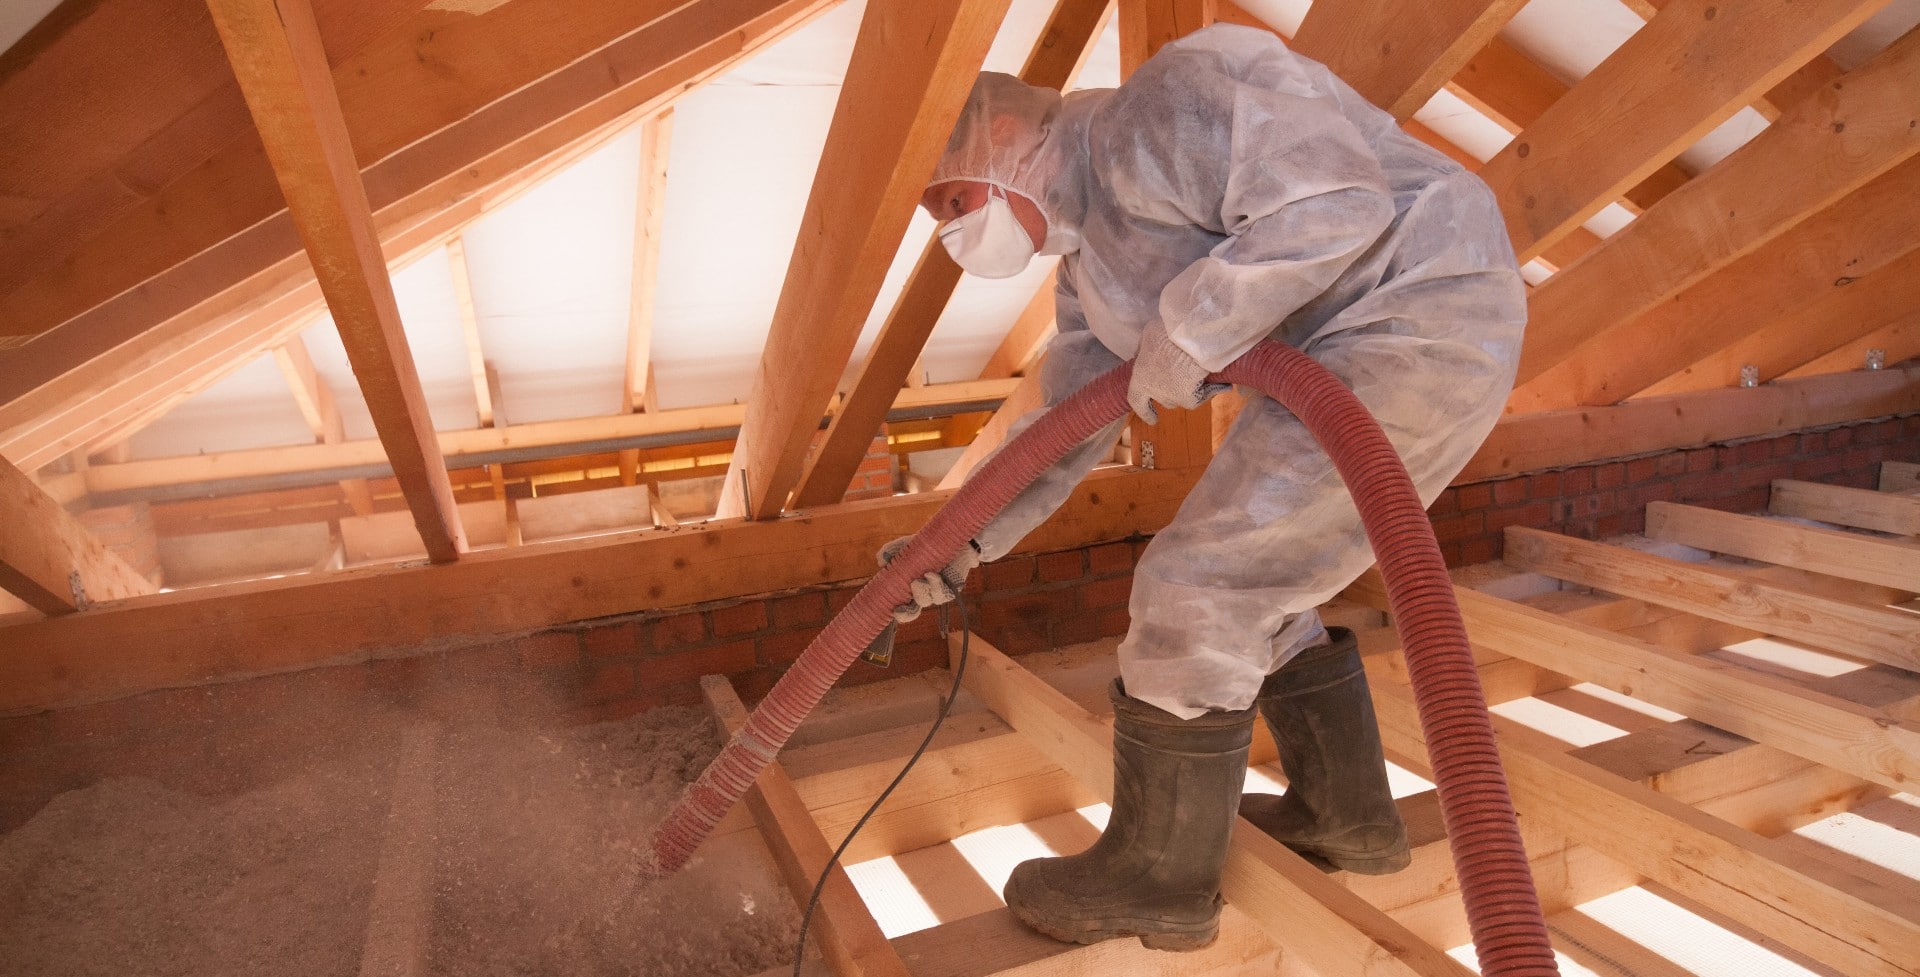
[939,26,1526,718]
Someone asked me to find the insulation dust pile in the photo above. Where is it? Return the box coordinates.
[0,703,800,977]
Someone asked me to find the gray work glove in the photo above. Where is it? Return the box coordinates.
[1126,319,1221,424]
[878,535,982,623]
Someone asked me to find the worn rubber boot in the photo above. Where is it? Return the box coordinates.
[1003,680,1255,951]
[1239,627,1412,874]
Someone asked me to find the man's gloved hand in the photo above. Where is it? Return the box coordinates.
[1127,320,1219,424]
[878,535,982,623]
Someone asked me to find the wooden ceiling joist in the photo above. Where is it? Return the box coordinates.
[787,0,1110,510]
[1509,26,1920,397]
[0,0,838,412]
[1476,0,1890,264]
[0,455,155,616]
[718,0,1016,520]
[207,0,466,563]
[1288,0,1528,122]
[1515,156,1920,408]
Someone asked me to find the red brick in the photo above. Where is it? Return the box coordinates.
[771,592,827,628]
[582,621,641,659]
[517,631,580,669]
[982,555,1036,591]
[712,601,769,637]
[639,640,757,688]
[758,628,822,667]
[1492,478,1528,505]
[1430,512,1485,543]
[1038,551,1085,583]
[583,663,635,703]
[1456,483,1493,510]
[1088,542,1134,575]
[1528,471,1563,498]
[1459,536,1499,566]
[648,612,708,653]
[1079,574,1134,611]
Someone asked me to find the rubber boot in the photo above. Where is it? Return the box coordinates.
[1003,680,1255,951]
[1239,627,1412,874]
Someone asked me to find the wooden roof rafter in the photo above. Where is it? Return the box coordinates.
[787,0,1113,510]
[1508,24,1920,403]
[206,0,466,563]
[717,0,1019,521]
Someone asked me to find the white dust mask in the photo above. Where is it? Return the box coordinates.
[938,187,1036,279]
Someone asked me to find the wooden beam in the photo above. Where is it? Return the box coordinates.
[80,378,1014,498]
[951,628,1475,977]
[1288,0,1527,121]
[1507,27,1920,393]
[718,0,1019,520]
[444,238,494,428]
[1502,526,1920,671]
[1645,502,1920,594]
[701,675,913,977]
[1460,362,1920,483]
[0,453,156,615]
[1476,0,1887,263]
[1771,478,1920,536]
[0,464,1199,712]
[1637,244,1920,398]
[623,112,673,415]
[1456,586,1920,793]
[206,0,466,563]
[1364,669,1920,977]
[0,0,836,412]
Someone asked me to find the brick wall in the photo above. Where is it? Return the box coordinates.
[1428,414,1920,566]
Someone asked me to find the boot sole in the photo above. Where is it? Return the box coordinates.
[1008,903,1220,952]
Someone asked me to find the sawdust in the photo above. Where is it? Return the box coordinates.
[0,704,801,977]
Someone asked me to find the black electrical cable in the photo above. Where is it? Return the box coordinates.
[790,596,973,977]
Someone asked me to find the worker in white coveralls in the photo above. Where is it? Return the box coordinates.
[880,24,1526,950]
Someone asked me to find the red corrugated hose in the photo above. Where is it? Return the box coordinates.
[647,339,1559,977]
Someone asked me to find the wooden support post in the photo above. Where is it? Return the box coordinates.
[1455,587,1920,793]
[718,0,1016,520]
[1646,502,1920,594]
[206,0,466,562]
[701,675,913,977]
[1502,526,1920,671]
[0,454,156,615]
[951,629,1475,977]
[1770,478,1920,537]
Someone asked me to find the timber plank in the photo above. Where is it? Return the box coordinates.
[702,675,912,977]
[1502,526,1920,671]
[1771,478,1920,536]
[1646,502,1920,593]
[1456,587,1920,793]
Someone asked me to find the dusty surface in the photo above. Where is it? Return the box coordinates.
[0,705,800,977]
